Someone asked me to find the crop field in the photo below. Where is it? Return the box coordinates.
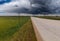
[0,16,37,41]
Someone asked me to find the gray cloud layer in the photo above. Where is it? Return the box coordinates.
[0,0,60,14]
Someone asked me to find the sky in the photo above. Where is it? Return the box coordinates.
[0,0,60,14]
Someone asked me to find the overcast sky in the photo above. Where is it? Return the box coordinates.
[0,0,60,14]
[0,0,31,13]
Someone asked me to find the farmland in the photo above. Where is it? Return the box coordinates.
[0,16,37,41]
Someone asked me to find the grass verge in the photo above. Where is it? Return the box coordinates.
[11,19,37,41]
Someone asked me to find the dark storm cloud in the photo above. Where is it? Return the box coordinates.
[0,0,60,14]
[11,0,51,14]
[31,0,60,14]
[28,0,51,14]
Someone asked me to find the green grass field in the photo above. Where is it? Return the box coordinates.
[0,16,37,41]
[0,16,19,40]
